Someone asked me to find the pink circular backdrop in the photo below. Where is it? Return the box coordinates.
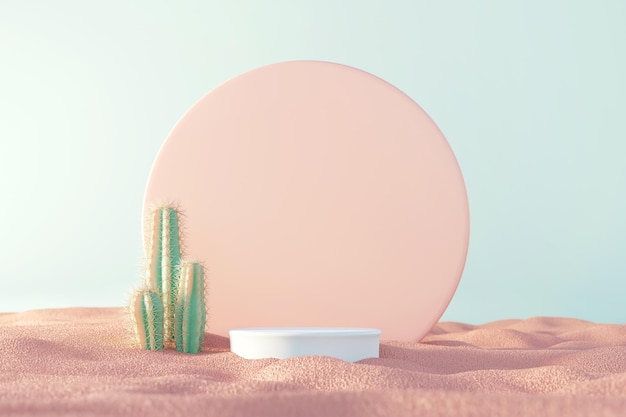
[144,61,469,341]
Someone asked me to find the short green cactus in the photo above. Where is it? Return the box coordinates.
[175,262,207,354]
[129,288,164,351]
[145,205,183,344]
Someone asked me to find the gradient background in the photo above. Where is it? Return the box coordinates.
[1,1,624,324]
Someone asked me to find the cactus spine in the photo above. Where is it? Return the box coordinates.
[130,288,164,350]
[175,262,206,353]
[145,206,182,344]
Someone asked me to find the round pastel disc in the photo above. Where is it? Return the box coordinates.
[144,61,469,341]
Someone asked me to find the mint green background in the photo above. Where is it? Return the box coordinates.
[1,1,624,324]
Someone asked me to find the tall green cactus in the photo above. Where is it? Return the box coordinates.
[175,262,207,354]
[145,205,183,344]
[129,288,164,350]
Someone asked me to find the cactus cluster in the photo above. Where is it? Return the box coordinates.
[129,205,207,354]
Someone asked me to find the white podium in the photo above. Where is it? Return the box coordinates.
[229,327,381,362]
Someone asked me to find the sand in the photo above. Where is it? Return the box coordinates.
[1,308,624,416]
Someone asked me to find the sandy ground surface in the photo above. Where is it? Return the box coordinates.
[1,308,625,416]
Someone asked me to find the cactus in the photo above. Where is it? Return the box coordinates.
[129,288,164,350]
[145,205,183,344]
[129,203,208,353]
[175,262,207,353]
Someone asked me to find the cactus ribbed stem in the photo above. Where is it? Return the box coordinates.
[175,262,207,354]
[130,289,164,350]
[146,206,182,343]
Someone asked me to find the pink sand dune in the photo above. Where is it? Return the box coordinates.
[1,308,625,416]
